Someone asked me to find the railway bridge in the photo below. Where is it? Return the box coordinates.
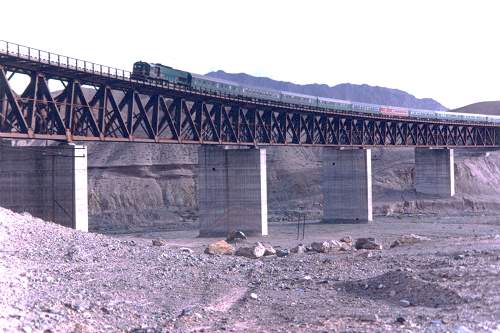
[0,41,498,235]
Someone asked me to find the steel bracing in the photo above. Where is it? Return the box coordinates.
[0,40,498,147]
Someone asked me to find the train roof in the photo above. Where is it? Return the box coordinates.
[191,73,242,86]
[280,91,317,98]
[318,96,352,104]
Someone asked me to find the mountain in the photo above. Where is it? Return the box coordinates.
[452,101,500,115]
[205,70,447,111]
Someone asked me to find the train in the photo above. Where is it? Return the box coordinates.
[131,61,500,124]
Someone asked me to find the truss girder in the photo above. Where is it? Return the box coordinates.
[0,66,497,147]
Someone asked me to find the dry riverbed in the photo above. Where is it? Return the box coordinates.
[1,208,500,332]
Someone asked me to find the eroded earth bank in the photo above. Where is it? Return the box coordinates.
[86,143,500,233]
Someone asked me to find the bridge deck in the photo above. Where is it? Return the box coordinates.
[0,40,498,147]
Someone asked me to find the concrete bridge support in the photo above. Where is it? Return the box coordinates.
[415,148,455,197]
[322,148,373,223]
[0,142,88,231]
[198,146,268,237]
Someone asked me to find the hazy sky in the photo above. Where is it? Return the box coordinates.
[2,0,499,109]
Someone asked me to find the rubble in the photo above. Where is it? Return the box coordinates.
[1,206,499,332]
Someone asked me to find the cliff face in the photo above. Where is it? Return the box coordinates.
[86,143,198,232]
[84,141,500,233]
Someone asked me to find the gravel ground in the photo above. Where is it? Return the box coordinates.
[1,208,500,332]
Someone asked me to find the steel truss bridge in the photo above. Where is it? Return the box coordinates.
[0,41,498,147]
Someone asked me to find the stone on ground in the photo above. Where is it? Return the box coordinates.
[152,239,166,246]
[340,236,353,246]
[235,242,266,259]
[179,247,194,254]
[329,240,345,251]
[310,241,331,253]
[390,234,431,248]
[204,240,235,255]
[399,299,411,307]
[355,237,383,250]
[262,243,276,256]
[276,249,290,257]
[290,244,306,254]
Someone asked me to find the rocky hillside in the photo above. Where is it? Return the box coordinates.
[206,70,447,110]
[452,101,500,115]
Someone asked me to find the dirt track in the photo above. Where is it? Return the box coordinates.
[1,209,500,332]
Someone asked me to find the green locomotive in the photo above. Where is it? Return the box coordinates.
[131,61,192,86]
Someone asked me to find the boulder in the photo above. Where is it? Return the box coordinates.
[290,244,306,254]
[310,241,331,253]
[338,242,355,251]
[354,237,383,250]
[235,242,266,259]
[329,240,344,251]
[390,234,431,248]
[262,243,276,256]
[204,240,235,255]
[152,239,166,246]
[179,247,194,254]
[276,249,290,257]
[340,236,353,246]
[399,299,411,307]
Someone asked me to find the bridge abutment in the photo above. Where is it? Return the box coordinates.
[198,146,268,237]
[0,142,88,231]
[322,148,373,223]
[415,148,455,197]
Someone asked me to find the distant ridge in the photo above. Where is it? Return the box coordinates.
[452,101,500,115]
[205,70,447,111]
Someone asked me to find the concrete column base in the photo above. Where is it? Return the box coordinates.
[415,148,455,197]
[322,148,373,223]
[198,146,268,237]
[0,142,88,231]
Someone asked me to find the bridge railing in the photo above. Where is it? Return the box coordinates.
[0,40,132,80]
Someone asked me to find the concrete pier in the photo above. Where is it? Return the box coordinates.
[0,142,88,231]
[415,148,455,197]
[322,148,372,223]
[198,146,268,237]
